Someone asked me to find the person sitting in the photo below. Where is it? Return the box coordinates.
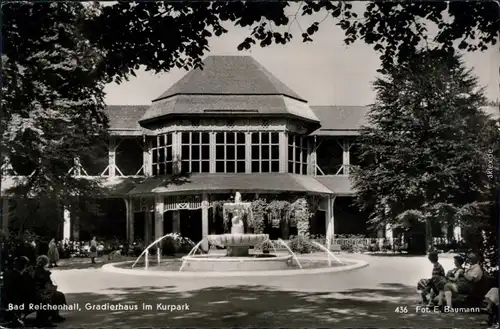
[440,253,483,309]
[481,271,499,328]
[417,251,446,305]
[436,255,465,306]
[3,256,32,326]
[33,255,67,326]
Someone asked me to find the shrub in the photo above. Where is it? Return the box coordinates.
[133,244,143,257]
[288,235,313,254]
[161,239,176,256]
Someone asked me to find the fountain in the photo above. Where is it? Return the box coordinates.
[109,192,367,276]
[179,192,293,271]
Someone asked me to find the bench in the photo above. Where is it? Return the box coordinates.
[432,274,495,308]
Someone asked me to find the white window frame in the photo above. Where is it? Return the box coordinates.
[181,131,210,173]
[250,132,280,173]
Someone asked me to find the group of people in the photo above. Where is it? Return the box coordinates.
[3,255,67,327]
[46,237,99,264]
[418,252,498,326]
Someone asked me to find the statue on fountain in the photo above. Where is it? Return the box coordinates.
[231,209,244,234]
[234,191,242,203]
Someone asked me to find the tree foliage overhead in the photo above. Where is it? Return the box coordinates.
[350,50,499,268]
[83,1,499,78]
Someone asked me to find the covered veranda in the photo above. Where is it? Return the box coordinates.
[0,173,357,249]
[123,172,339,251]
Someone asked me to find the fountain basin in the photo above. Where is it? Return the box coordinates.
[180,254,292,271]
[207,234,268,247]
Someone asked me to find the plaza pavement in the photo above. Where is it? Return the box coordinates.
[40,253,484,328]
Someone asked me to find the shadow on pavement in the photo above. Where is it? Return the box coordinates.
[49,283,482,328]
[53,257,137,271]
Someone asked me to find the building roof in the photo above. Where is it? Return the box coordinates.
[310,105,370,136]
[104,104,370,134]
[153,56,306,102]
[1,174,354,197]
[314,176,354,196]
[106,105,149,135]
[140,94,320,123]
[127,173,334,196]
[140,56,319,125]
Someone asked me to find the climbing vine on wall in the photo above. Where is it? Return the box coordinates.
[267,200,292,229]
[251,199,268,234]
[291,197,311,238]
[211,200,225,226]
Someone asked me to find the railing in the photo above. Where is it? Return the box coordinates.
[265,237,406,252]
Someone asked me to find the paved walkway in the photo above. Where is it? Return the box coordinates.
[43,254,484,328]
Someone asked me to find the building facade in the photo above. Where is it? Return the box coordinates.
[1,55,461,247]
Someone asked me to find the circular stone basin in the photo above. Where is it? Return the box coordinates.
[207,234,268,247]
[117,257,352,272]
[180,254,292,271]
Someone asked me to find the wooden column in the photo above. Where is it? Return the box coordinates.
[279,131,288,173]
[108,137,117,177]
[245,132,252,173]
[325,196,336,250]
[209,132,216,173]
[144,210,152,244]
[154,196,164,240]
[2,198,9,233]
[343,139,350,175]
[71,213,80,241]
[125,198,134,243]
[310,137,317,175]
[141,136,151,176]
[172,132,182,174]
[307,138,313,175]
[63,206,71,241]
[172,210,181,234]
[201,193,209,251]
[453,225,462,241]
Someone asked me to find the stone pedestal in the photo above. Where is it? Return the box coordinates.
[201,194,209,251]
[227,246,250,257]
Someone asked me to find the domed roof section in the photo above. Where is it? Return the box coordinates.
[153,55,306,102]
[140,56,319,125]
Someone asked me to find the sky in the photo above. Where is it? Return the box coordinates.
[104,4,499,111]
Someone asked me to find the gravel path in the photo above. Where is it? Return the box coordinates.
[40,253,485,328]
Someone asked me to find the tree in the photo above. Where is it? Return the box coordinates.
[350,50,499,267]
[1,2,107,229]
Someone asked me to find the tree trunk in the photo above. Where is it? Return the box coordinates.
[425,218,433,251]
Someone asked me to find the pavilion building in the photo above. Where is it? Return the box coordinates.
[0,55,464,248]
